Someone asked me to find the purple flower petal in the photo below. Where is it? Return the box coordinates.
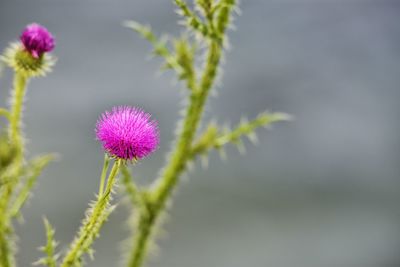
[20,23,55,58]
[96,106,159,160]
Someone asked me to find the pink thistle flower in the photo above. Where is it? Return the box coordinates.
[96,106,159,161]
[20,23,55,58]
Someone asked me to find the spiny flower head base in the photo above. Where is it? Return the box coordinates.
[20,23,55,59]
[96,106,159,161]
[1,23,55,77]
[1,43,55,77]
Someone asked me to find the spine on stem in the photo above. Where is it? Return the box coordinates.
[60,158,121,267]
[0,71,28,267]
[9,72,27,157]
[61,105,159,266]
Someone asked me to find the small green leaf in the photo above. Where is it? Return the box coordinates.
[190,112,290,161]
[124,21,186,78]
[34,217,58,267]
[10,154,56,219]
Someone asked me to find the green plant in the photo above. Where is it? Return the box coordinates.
[0,24,56,267]
[120,1,289,266]
[0,1,288,267]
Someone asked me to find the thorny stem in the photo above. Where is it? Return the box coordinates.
[126,41,221,267]
[0,73,28,216]
[153,41,220,204]
[0,182,13,267]
[0,71,29,267]
[9,72,27,156]
[0,231,13,267]
[60,158,121,267]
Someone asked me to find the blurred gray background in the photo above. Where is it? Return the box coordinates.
[0,0,399,266]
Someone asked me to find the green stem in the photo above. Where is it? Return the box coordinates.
[0,197,13,267]
[0,71,29,267]
[0,230,13,267]
[0,108,10,120]
[9,72,27,158]
[127,205,154,267]
[153,41,220,204]
[60,159,121,267]
[0,73,28,211]
[126,41,221,267]
[9,154,55,219]
[98,154,110,198]
[121,165,143,207]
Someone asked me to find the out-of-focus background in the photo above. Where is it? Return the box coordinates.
[0,1,399,266]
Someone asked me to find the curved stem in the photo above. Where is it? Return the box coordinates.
[60,158,121,267]
[126,41,221,267]
[121,165,143,207]
[0,108,10,120]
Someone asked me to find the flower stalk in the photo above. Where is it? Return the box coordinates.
[60,157,121,267]
[98,154,110,198]
[9,72,27,161]
[0,71,29,267]
[0,23,55,267]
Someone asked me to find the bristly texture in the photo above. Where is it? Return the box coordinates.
[96,106,159,160]
[20,23,55,59]
[1,42,55,77]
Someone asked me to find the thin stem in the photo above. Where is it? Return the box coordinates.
[126,41,222,267]
[121,165,143,207]
[60,159,121,267]
[42,218,57,267]
[9,72,27,158]
[124,21,185,77]
[98,154,110,197]
[189,112,290,158]
[0,108,10,120]
[9,154,55,219]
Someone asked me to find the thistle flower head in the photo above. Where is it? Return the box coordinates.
[20,23,55,58]
[96,106,159,161]
[1,24,56,77]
